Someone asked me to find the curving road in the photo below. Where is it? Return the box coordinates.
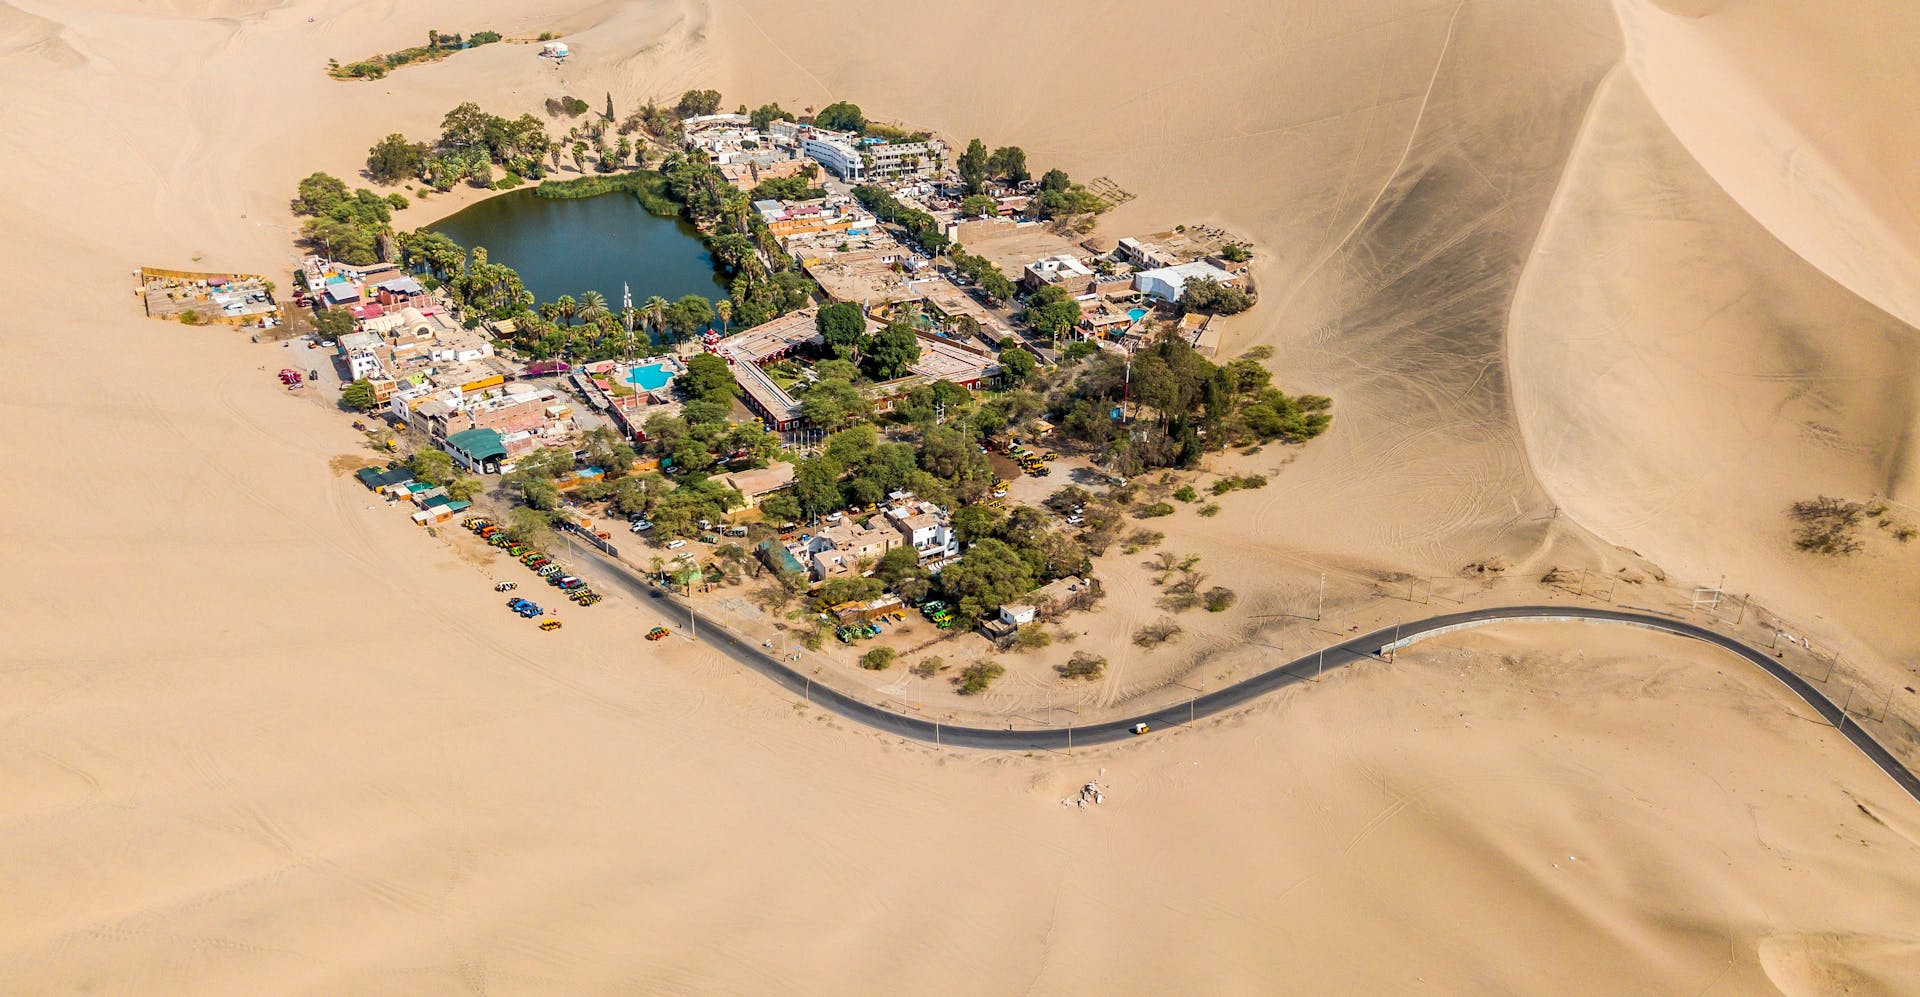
[570,549,1920,804]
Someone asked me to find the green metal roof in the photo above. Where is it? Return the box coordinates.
[444,427,507,461]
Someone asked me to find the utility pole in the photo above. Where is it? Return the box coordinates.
[1318,572,1326,621]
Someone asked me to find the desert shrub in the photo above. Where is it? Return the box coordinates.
[1013,625,1052,651]
[1173,485,1198,503]
[177,309,205,326]
[1122,528,1165,554]
[860,647,896,671]
[1790,496,1865,555]
[910,656,947,678]
[801,620,830,651]
[1133,619,1182,647]
[1203,586,1237,612]
[1056,652,1106,681]
[1198,503,1221,517]
[954,660,1005,695]
[1136,502,1174,519]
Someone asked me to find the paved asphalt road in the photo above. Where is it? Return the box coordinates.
[570,548,1920,805]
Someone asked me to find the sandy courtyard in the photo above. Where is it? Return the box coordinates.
[0,0,1917,992]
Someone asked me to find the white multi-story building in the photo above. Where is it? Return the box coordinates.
[801,132,866,181]
[883,494,960,561]
[865,139,939,179]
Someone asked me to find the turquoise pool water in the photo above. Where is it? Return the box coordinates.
[625,363,673,391]
[1127,307,1147,323]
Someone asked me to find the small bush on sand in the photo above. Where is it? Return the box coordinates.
[1791,496,1864,555]
[1013,625,1052,651]
[860,647,896,670]
[910,656,947,678]
[954,660,1005,695]
[1173,485,1198,503]
[1203,586,1237,612]
[1133,619,1183,647]
[1056,652,1106,680]
[1122,528,1164,554]
[1136,502,1175,519]
[1198,503,1221,517]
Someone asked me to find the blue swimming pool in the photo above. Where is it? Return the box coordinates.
[624,363,673,391]
[1128,307,1148,323]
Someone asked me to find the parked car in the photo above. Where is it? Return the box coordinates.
[629,519,654,533]
[665,539,687,550]
[539,619,562,631]
[495,582,517,592]
[1065,515,1083,526]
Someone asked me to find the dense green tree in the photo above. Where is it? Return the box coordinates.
[505,506,557,547]
[1023,284,1082,341]
[799,377,870,432]
[313,307,357,341]
[957,138,989,195]
[750,102,796,131]
[958,194,998,218]
[341,377,378,410]
[666,295,715,341]
[681,351,738,402]
[407,448,456,487]
[366,133,429,184]
[815,301,866,359]
[612,473,668,516]
[986,146,1029,183]
[822,424,878,466]
[999,346,1036,384]
[1177,277,1254,315]
[749,175,814,201]
[939,538,1035,623]
[813,101,865,133]
[1039,168,1071,192]
[793,456,846,519]
[674,89,724,119]
[862,319,922,380]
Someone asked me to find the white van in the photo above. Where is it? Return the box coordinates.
[665,538,688,550]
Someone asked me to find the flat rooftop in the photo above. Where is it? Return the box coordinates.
[717,309,824,364]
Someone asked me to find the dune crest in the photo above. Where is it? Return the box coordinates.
[1614,0,1920,332]
[0,1,82,65]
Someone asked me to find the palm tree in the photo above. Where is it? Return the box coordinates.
[643,295,669,345]
[579,289,610,325]
[554,294,577,327]
[715,299,732,336]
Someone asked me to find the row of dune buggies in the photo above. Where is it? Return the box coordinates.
[464,517,602,608]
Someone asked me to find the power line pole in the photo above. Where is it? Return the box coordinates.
[1317,572,1325,621]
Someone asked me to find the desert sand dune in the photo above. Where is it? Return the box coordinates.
[1,0,1917,990]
